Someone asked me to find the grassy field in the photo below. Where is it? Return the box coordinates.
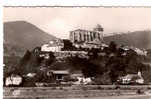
[73,95,151,99]
[3,86,151,99]
[3,95,151,99]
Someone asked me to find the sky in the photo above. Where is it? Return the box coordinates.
[3,7,151,39]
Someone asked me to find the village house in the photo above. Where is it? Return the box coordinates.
[134,48,147,56]
[54,51,88,58]
[26,73,36,78]
[39,51,51,59]
[45,70,92,85]
[121,46,147,56]
[5,74,22,86]
[117,71,144,84]
[46,70,70,82]
[41,39,64,52]
[70,71,92,85]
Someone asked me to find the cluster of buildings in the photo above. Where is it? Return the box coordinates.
[41,39,64,52]
[121,46,147,56]
[39,24,105,59]
[41,24,104,53]
[40,24,147,57]
[5,70,92,86]
[5,70,144,86]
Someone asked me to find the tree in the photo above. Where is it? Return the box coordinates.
[45,52,56,66]
[62,39,75,50]
[19,50,31,67]
[82,63,100,78]
[88,48,99,59]
[105,55,127,83]
[109,41,117,53]
[93,72,112,85]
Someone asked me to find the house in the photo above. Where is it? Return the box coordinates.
[134,48,147,56]
[41,39,64,52]
[41,44,63,52]
[39,52,50,59]
[75,77,92,85]
[70,71,83,79]
[117,71,144,84]
[46,70,92,85]
[5,74,22,86]
[47,70,70,82]
[26,73,36,78]
[70,71,92,85]
[38,51,55,60]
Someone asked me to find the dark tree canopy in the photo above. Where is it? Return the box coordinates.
[109,41,117,53]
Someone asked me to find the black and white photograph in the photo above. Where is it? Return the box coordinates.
[3,7,151,99]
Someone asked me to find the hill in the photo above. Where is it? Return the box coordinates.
[4,21,57,56]
[104,30,151,49]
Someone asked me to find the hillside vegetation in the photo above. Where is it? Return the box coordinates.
[4,41,151,86]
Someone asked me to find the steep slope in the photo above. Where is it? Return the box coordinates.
[4,21,57,56]
[104,30,151,49]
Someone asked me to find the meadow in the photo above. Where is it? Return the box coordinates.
[3,85,151,99]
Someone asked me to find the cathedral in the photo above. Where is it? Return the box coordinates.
[69,24,104,44]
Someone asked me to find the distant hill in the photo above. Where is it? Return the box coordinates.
[4,21,57,56]
[104,30,151,49]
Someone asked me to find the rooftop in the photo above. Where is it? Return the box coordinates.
[70,29,101,33]
[51,70,69,74]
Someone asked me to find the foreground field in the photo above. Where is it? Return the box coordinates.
[3,95,151,99]
[3,86,151,99]
[73,95,151,99]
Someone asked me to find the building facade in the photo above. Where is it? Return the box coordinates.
[117,71,144,84]
[41,39,64,52]
[69,24,104,44]
[5,74,22,86]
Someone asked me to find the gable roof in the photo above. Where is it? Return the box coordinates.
[51,70,69,74]
[121,74,142,80]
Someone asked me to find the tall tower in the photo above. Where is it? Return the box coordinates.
[93,24,104,42]
[93,24,104,32]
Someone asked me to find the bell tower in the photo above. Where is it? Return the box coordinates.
[93,24,104,42]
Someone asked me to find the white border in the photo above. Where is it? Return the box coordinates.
[2,0,151,99]
[0,3,3,99]
[3,0,151,6]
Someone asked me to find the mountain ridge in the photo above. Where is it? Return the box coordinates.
[4,21,57,56]
[104,30,151,49]
[4,21,151,56]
